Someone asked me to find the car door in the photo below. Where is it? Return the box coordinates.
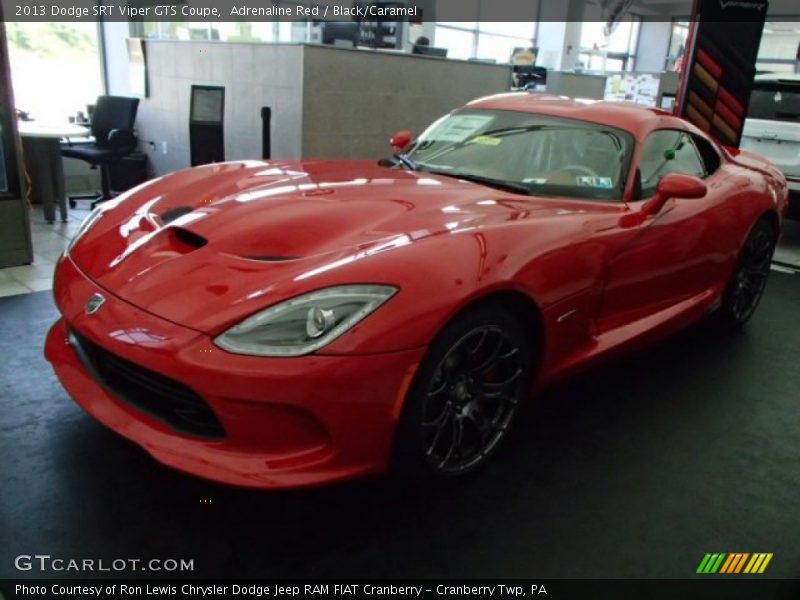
[595,129,735,332]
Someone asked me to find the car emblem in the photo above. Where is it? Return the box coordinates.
[85,293,106,315]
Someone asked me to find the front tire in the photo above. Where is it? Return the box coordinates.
[392,305,534,479]
[718,218,777,328]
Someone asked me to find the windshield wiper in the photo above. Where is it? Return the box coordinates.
[395,153,418,171]
[380,153,418,170]
[429,170,531,195]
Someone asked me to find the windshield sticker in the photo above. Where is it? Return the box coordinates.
[470,135,503,146]
[523,177,547,184]
[429,115,494,142]
[576,176,614,188]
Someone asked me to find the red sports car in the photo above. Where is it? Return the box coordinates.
[46,94,788,488]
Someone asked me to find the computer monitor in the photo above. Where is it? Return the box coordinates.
[321,21,359,47]
[190,86,224,124]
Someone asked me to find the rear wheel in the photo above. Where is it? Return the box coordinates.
[718,218,777,328]
[392,306,533,479]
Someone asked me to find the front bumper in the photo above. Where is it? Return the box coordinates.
[45,256,425,488]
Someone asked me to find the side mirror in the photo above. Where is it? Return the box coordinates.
[390,130,413,154]
[642,173,707,216]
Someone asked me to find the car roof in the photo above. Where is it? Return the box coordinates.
[465,92,679,137]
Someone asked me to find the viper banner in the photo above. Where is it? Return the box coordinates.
[675,0,769,147]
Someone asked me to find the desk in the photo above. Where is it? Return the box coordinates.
[18,122,91,223]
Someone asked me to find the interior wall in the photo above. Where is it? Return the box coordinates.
[136,42,510,171]
[301,45,512,159]
[135,41,303,176]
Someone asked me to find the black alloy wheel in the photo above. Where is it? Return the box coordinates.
[393,306,533,478]
[720,218,778,328]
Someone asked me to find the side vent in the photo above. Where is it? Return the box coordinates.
[160,206,194,224]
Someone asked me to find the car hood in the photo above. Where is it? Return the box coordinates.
[68,160,587,333]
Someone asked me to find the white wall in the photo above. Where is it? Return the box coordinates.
[135,41,304,176]
[636,20,672,72]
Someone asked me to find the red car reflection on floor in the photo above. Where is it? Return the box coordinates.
[46,94,788,488]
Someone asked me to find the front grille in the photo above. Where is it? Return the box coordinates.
[69,329,225,439]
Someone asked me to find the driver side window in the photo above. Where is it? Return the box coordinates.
[638,130,705,198]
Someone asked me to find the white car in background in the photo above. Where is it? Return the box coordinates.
[742,73,800,218]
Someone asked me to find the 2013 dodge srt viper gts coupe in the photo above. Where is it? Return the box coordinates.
[46,93,788,488]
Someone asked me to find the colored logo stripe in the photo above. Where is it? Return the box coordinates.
[745,553,773,574]
[697,553,726,573]
[719,553,749,573]
[697,553,773,574]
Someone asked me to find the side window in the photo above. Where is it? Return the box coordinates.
[638,130,706,197]
[692,134,722,175]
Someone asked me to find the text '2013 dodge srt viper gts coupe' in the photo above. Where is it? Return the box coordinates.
[46,93,789,488]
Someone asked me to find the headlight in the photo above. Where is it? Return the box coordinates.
[214,285,398,357]
[66,206,104,253]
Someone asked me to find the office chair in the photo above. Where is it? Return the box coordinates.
[62,95,140,209]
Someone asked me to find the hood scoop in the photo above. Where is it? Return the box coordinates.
[165,227,207,253]
[160,205,195,224]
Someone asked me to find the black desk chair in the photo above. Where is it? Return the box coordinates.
[62,95,139,209]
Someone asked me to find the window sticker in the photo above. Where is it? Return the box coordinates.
[428,115,495,143]
[576,176,614,188]
[469,135,503,146]
[523,177,547,184]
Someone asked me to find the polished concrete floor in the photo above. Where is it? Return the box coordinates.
[0,205,88,297]
[1,272,799,581]
[775,219,800,268]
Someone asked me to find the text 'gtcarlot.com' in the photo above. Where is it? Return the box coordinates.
[14,554,194,572]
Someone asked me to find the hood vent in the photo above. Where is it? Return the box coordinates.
[160,206,194,224]
[170,227,208,250]
[243,255,300,262]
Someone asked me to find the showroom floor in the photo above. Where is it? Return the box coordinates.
[773,218,800,267]
[1,271,799,579]
[0,205,89,296]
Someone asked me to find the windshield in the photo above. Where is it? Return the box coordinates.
[748,82,800,122]
[404,109,635,201]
